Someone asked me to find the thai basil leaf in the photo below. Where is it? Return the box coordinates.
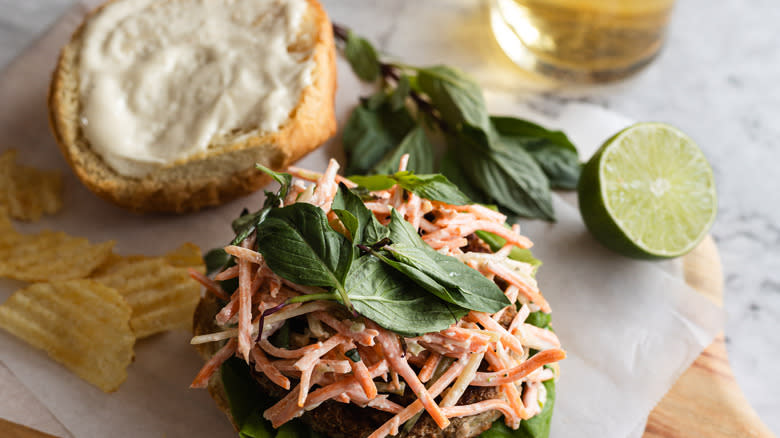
[416,65,490,133]
[480,380,556,438]
[525,311,552,329]
[474,230,542,271]
[453,127,555,221]
[370,248,459,304]
[348,174,397,191]
[492,116,581,189]
[255,204,354,303]
[388,74,411,111]
[372,126,435,175]
[230,166,293,245]
[439,149,487,202]
[344,31,380,81]
[386,243,510,313]
[342,103,416,175]
[491,116,576,152]
[346,255,465,337]
[394,171,471,205]
[385,210,510,313]
[204,248,232,275]
[331,184,389,245]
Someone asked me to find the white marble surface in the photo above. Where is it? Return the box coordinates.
[0,0,777,434]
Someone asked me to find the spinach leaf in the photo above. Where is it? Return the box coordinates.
[331,183,389,246]
[480,380,556,438]
[342,103,416,175]
[255,203,354,307]
[204,248,232,275]
[525,311,552,329]
[453,128,555,221]
[394,172,471,205]
[372,125,435,174]
[221,357,319,438]
[474,230,542,271]
[346,255,465,337]
[492,117,581,189]
[221,357,275,438]
[344,31,380,81]
[416,65,490,133]
[384,210,510,313]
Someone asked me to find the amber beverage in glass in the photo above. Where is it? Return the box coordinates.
[490,0,675,83]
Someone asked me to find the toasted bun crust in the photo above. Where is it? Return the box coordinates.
[48,0,337,213]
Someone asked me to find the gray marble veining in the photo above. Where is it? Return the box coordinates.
[0,0,777,434]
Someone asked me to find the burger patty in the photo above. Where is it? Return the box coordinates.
[193,291,518,438]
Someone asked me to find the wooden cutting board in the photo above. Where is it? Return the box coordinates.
[645,236,775,437]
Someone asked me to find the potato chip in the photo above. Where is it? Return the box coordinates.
[0,212,115,281]
[0,149,63,222]
[163,242,206,272]
[0,150,14,210]
[0,279,135,392]
[91,257,202,338]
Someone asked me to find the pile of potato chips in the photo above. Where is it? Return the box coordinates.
[0,154,206,392]
[0,149,63,221]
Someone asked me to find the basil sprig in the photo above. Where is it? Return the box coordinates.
[335,25,582,221]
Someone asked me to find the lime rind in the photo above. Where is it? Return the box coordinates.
[580,122,717,259]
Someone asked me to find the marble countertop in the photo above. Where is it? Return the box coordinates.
[1,0,777,434]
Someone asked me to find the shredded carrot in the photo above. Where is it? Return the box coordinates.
[485,262,550,313]
[214,265,239,281]
[237,237,256,361]
[418,352,442,383]
[190,338,236,388]
[471,349,566,386]
[188,268,229,300]
[340,343,377,400]
[251,346,291,390]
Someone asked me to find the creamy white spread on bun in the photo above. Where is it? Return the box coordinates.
[78,0,315,177]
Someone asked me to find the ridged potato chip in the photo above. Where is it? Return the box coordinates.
[0,149,63,222]
[0,212,115,281]
[91,245,204,338]
[0,279,135,392]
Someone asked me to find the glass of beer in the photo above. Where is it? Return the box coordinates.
[490,0,675,83]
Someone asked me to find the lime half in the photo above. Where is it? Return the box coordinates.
[578,122,717,259]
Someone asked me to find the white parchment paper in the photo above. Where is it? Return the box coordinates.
[0,3,723,437]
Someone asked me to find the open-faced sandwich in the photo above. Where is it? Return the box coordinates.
[190,156,565,438]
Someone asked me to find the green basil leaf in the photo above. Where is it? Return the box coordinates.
[332,183,389,245]
[204,248,232,275]
[385,210,510,313]
[255,164,292,201]
[394,171,471,205]
[492,116,581,189]
[256,203,354,292]
[491,116,576,152]
[342,104,416,175]
[388,74,411,111]
[371,247,460,304]
[474,230,542,271]
[525,311,552,329]
[453,128,555,221]
[416,65,490,132]
[372,126,435,175]
[387,243,510,313]
[439,149,487,203]
[347,174,397,191]
[346,255,465,337]
[480,379,556,438]
[344,31,380,81]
